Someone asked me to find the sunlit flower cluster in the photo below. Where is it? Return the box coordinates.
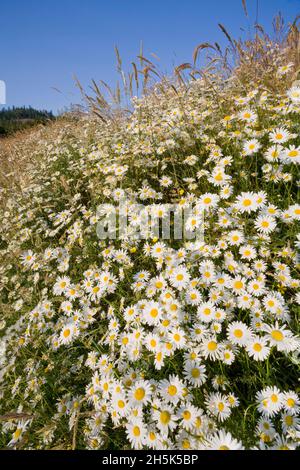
[0,59,299,450]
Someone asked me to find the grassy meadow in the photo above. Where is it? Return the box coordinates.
[0,15,299,450]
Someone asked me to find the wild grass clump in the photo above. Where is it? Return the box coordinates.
[0,11,299,450]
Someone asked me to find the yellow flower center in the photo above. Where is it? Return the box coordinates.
[150,308,158,318]
[285,415,293,426]
[234,329,243,338]
[270,394,278,403]
[182,440,191,449]
[14,428,22,440]
[243,199,252,206]
[271,330,283,341]
[234,281,243,289]
[160,411,171,425]
[195,417,202,428]
[168,385,177,396]
[183,410,191,420]
[203,197,212,204]
[134,388,145,401]
[63,329,71,338]
[207,341,217,351]
[287,398,295,408]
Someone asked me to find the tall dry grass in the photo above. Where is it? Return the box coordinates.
[1,6,299,207]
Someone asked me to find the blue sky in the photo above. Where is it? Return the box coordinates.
[1,0,299,113]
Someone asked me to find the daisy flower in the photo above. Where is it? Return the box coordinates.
[53,276,70,295]
[254,215,276,234]
[144,426,164,449]
[183,360,207,386]
[185,289,202,305]
[239,109,257,122]
[59,323,77,345]
[235,192,258,213]
[269,128,291,144]
[197,302,216,323]
[200,336,223,360]
[248,279,266,296]
[282,145,300,164]
[142,301,163,326]
[178,404,199,431]
[206,430,244,450]
[168,328,186,349]
[256,386,284,417]
[262,291,285,314]
[239,244,257,260]
[243,139,261,155]
[281,413,300,433]
[8,420,31,447]
[222,348,235,365]
[287,85,300,103]
[227,321,252,346]
[151,242,166,259]
[152,401,178,436]
[158,375,185,404]
[20,250,36,267]
[230,276,247,294]
[112,395,130,417]
[198,193,220,210]
[169,266,190,291]
[246,336,270,360]
[160,176,173,187]
[228,230,244,246]
[125,419,147,449]
[206,393,231,422]
[264,144,283,162]
[128,380,152,408]
[281,391,300,415]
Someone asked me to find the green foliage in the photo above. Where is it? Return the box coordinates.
[0,106,54,136]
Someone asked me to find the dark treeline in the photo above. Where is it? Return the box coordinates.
[0,106,55,136]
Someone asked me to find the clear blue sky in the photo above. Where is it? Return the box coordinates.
[1,0,299,114]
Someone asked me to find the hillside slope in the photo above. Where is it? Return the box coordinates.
[0,29,300,450]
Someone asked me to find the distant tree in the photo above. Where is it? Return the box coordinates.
[0,106,55,136]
